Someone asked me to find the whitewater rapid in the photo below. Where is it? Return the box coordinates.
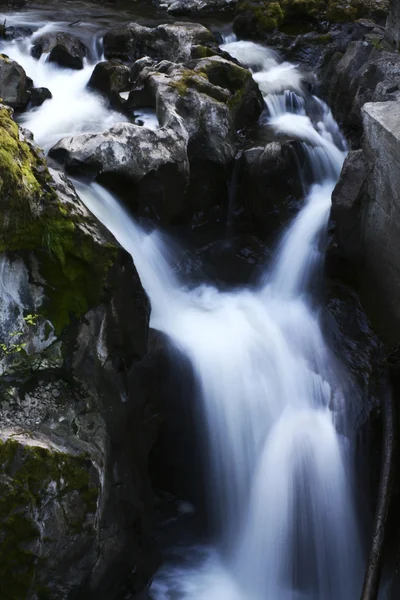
[0,23,364,600]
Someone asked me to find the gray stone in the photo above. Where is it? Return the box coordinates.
[0,53,30,109]
[103,21,217,63]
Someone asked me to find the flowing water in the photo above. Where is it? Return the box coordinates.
[1,18,364,600]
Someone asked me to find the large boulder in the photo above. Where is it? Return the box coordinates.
[49,123,190,224]
[50,55,262,226]
[31,32,88,70]
[0,103,161,599]
[0,54,30,110]
[88,60,133,107]
[103,21,218,63]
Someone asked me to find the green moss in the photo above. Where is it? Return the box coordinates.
[326,0,358,21]
[169,69,209,97]
[0,104,117,334]
[191,45,216,59]
[0,439,99,599]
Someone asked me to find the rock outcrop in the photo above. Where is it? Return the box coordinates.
[329,100,400,344]
[31,32,88,70]
[50,52,263,226]
[103,21,219,63]
[320,37,400,143]
[0,103,161,599]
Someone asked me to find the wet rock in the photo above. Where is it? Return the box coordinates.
[0,104,161,599]
[320,37,400,143]
[0,53,30,109]
[31,32,88,70]
[234,141,303,236]
[49,123,190,224]
[88,60,132,107]
[1,25,33,40]
[29,86,52,107]
[104,21,218,63]
[329,149,368,266]
[51,55,262,226]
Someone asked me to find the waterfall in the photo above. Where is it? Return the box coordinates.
[1,24,364,600]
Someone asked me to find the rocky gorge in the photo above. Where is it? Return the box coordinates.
[0,1,399,600]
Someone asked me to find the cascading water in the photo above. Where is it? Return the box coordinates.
[1,21,364,600]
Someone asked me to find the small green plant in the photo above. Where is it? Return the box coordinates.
[0,314,40,359]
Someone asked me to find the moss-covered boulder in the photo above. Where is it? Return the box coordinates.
[0,103,117,336]
[0,436,99,600]
[0,105,161,599]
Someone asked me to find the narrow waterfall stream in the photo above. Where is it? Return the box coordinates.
[1,17,366,600]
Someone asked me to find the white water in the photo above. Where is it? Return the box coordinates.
[1,20,363,600]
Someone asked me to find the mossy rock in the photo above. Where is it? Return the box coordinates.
[0,437,99,600]
[237,0,286,32]
[0,104,118,334]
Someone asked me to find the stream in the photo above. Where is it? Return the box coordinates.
[1,6,372,599]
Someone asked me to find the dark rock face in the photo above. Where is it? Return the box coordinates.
[29,86,52,107]
[0,104,161,599]
[0,53,30,110]
[50,52,263,226]
[328,101,400,345]
[234,142,303,237]
[31,32,88,70]
[104,21,218,63]
[320,33,400,144]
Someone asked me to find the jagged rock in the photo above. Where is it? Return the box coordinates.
[329,149,368,264]
[0,103,161,599]
[31,32,88,70]
[88,60,132,107]
[0,53,30,109]
[50,55,262,226]
[29,86,52,107]
[49,123,190,224]
[320,38,400,143]
[103,21,218,63]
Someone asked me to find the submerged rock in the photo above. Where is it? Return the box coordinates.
[0,53,30,109]
[29,86,52,107]
[31,32,88,70]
